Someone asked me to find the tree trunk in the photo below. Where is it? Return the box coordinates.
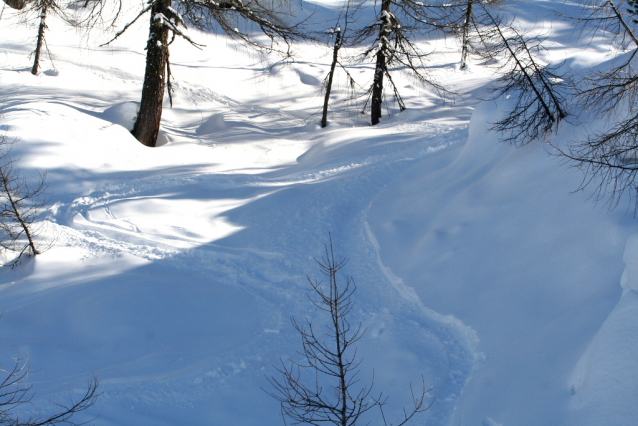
[132,0,171,147]
[371,52,385,126]
[321,30,341,128]
[3,0,26,10]
[31,4,47,75]
[371,0,391,126]
[460,0,474,69]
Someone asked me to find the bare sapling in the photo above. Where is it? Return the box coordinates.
[266,237,432,426]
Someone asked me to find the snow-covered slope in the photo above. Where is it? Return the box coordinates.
[0,1,637,425]
[368,98,635,426]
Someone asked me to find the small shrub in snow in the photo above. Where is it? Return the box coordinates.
[0,356,98,426]
[0,135,50,266]
[266,236,432,426]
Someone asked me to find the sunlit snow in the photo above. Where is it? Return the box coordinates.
[0,0,637,425]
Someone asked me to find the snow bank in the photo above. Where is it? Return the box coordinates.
[102,102,139,131]
[195,113,225,134]
[621,233,638,294]
[567,233,638,426]
[367,98,633,426]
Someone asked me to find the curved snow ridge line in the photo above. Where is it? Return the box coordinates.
[268,123,477,425]
[355,126,480,424]
[53,126,463,211]
[172,80,306,127]
[335,213,476,426]
[51,123,467,262]
[49,222,177,261]
[275,128,467,186]
[71,212,201,250]
[361,220,480,426]
[172,80,242,110]
[364,219,479,353]
[259,162,372,186]
[58,194,195,251]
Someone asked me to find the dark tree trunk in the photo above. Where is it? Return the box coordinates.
[3,0,26,10]
[132,0,171,147]
[371,0,390,126]
[370,52,385,126]
[31,4,47,75]
[321,30,341,128]
[460,0,474,69]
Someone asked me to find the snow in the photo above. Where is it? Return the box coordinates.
[195,112,226,134]
[102,101,139,131]
[566,233,638,425]
[0,0,637,425]
[621,233,638,294]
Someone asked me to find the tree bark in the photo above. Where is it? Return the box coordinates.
[31,4,47,75]
[371,52,385,125]
[460,0,474,69]
[321,30,341,128]
[3,0,26,10]
[371,0,391,126]
[132,0,171,147]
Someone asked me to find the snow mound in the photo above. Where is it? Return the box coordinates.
[621,233,638,294]
[196,113,225,135]
[156,129,171,146]
[295,68,321,86]
[101,102,139,131]
[567,233,638,426]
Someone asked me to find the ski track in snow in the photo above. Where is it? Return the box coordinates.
[4,0,638,424]
[0,55,479,423]
[51,119,478,425]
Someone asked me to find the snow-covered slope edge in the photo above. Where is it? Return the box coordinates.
[367,99,636,426]
[567,233,638,426]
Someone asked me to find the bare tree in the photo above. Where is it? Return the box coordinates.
[10,0,70,75]
[352,0,451,125]
[322,26,345,128]
[458,0,476,69]
[0,159,48,265]
[481,5,569,145]
[441,1,569,145]
[443,0,502,69]
[100,0,200,146]
[423,0,569,146]
[0,357,98,426]
[0,136,49,266]
[103,0,304,147]
[552,0,638,208]
[321,0,361,128]
[28,0,54,75]
[5,0,116,75]
[266,237,432,426]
